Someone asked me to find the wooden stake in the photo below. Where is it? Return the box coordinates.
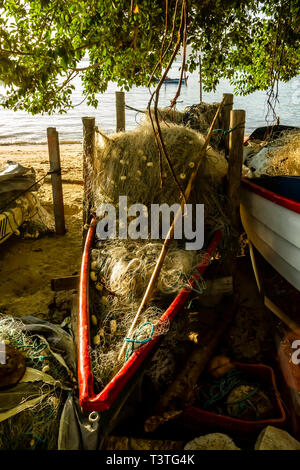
[118,97,226,361]
[220,93,233,156]
[226,109,245,279]
[82,117,95,232]
[115,91,125,132]
[227,110,245,230]
[47,127,66,235]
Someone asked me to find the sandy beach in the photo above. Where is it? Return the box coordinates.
[0,143,83,320]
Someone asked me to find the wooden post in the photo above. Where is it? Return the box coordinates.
[220,93,234,155]
[227,109,245,228]
[47,127,66,235]
[82,117,95,231]
[226,109,245,278]
[199,56,203,104]
[115,91,125,132]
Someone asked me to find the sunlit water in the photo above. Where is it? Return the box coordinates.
[0,61,299,144]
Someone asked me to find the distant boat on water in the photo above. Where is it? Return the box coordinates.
[155,74,189,85]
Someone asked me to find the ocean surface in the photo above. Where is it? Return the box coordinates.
[0,61,299,144]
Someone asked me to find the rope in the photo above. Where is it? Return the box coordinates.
[213,122,246,135]
[198,368,262,418]
[225,386,260,418]
[124,321,155,361]
[125,104,146,114]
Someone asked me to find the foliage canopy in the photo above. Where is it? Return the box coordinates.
[0,0,299,114]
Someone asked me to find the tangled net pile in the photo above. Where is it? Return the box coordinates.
[89,239,204,387]
[90,303,171,388]
[94,121,228,224]
[145,102,223,149]
[266,130,300,176]
[0,315,68,450]
[244,129,300,177]
[88,114,229,388]
[91,239,203,299]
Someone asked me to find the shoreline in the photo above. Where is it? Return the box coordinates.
[0,140,82,146]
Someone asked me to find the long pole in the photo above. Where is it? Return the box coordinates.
[118,97,225,361]
[47,127,66,235]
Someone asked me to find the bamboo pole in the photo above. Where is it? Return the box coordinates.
[115,91,125,132]
[82,117,95,233]
[47,127,66,235]
[220,93,234,155]
[118,97,226,361]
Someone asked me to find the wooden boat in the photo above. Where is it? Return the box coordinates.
[240,176,300,291]
[78,217,222,412]
[155,75,188,85]
[245,124,299,143]
[0,193,35,244]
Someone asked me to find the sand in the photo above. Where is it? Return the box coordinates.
[0,144,83,320]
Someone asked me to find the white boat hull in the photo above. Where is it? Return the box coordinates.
[240,184,300,291]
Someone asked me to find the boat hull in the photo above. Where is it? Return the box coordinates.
[0,193,35,244]
[240,178,300,291]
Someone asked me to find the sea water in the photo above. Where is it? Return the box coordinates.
[0,61,299,144]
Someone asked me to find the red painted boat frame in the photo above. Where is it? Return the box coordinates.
[78,216,222,412]
[242,177,300,215]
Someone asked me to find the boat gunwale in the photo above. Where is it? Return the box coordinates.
[242,177,300,215]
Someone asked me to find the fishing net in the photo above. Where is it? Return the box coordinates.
[145,102,223,149]
[145,107,184,125]
[88,117,229,390]
[21,192,55,238]
[0,314,69,450]
[90,239,203,300]
[93,121,228,228]
[244,129,300,177]
[89,238,205,388]
[183,102,223,149]
[265,129,300,176]
[90,302,168,388]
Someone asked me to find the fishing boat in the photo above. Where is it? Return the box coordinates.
[240,176,300,291]
[0,161,39,244]
[78,218,222,412]
[0,194,31,244]
[241,125,300,292]
[155,75,188,85]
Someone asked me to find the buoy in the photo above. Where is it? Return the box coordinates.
[95,282,103,292]
[110,319,117,334]
[91,249,99,261]
[91,261,98,270]
[93,335,100,346]
[90,271,97,282]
